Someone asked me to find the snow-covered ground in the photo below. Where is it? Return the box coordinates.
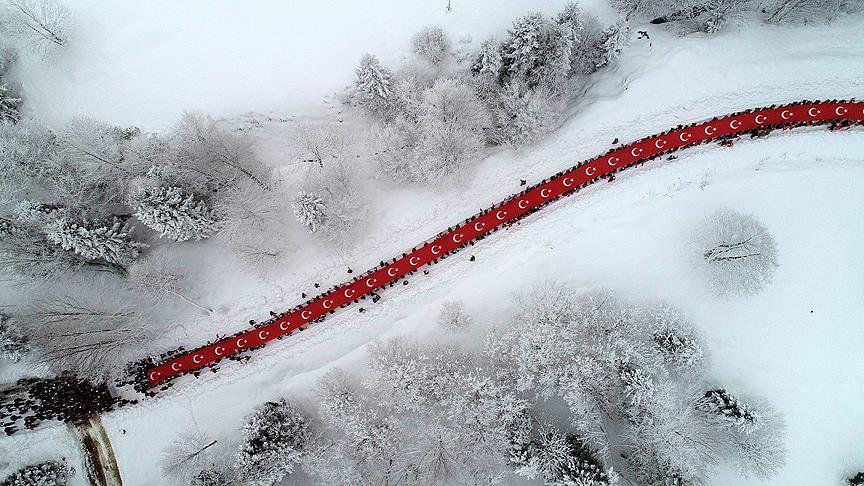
[3,2,863,485]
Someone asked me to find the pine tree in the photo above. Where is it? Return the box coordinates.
[652,327,704,371]
[236,399,309,486]
[189,469,230,486]
[44,217,145,269]
[698,389,759,433]
[351,53,396,117]
[0,312,28,362]
[292,191,327,233]
[0,461,72,486]
[500,12,572,89]
[133,185,217,242]
[595,20,631,70]
[0,82,21,123]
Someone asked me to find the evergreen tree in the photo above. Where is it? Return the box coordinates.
[0,461,72,486]
[236,399,309,486]
[189,469,230,486]
[0,82,21,123]
[500,12,572,89]
[698,389,759,433]
[351,53,396,117]
[44,217,145,270]
[133,185,217,242]
[292,191,327,233]
[595,20,631,70]
[0,312,29,362]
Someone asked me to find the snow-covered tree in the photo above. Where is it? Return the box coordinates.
[292,191,327,233]
[127,257,212,314]
[295,122,352,169]
[0,461,72,486]
[412,78,491,182]
[189,468,231,486]
[412,25,451,65]
[0,82,21,122]
[44,217,145,271]
[132,185,217,242]
[512,426,616,486]
[698,389,759,434]
[0,219,90,279]
[761,0,862,23]
[0,0,71,54]
[693,208,778,297]
[493,80,565,145]
[236,399,310,486]
[350,53,397,118]
[489,283,785,485]
[14,296,151,381]
[500,12,573,90]
[171,112,271,191]
[470,38,504,94]
[437,301,473,331]
[557,3,606,75]
[0,312,28,362]
[0,119,59,202]
[160,431,221,484]
[594,20,630,70]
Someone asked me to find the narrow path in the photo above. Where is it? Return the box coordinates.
[76,415,124,486]
[147,99,863,388]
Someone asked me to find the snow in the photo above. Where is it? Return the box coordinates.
[3,2,863,485]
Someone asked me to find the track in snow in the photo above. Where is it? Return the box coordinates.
[146,99,863,388]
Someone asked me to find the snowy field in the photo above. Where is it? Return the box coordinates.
[1,1,863,485]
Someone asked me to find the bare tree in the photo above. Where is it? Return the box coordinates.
[171,112,271,191]
[127,257,212,315]
[693,208,778,297]
[13,296,151,381]
[1,0,71,54]
[295,123,352,169]
[160,430,222,485]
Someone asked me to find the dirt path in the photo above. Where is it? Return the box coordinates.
[76,415,124,486]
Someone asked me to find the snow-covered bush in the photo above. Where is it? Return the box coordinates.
[693,208,778,298]
[44,217,145,271]
[0,0,71,55]
[0,460,72,486]
[292,191,327,233]
[437,301,473,331]
[411,25,451,65]
[236,399,310,486]
[349,53,397,118]
[132,185,217,242]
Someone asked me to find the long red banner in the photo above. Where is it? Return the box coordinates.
[146,100,863,388]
